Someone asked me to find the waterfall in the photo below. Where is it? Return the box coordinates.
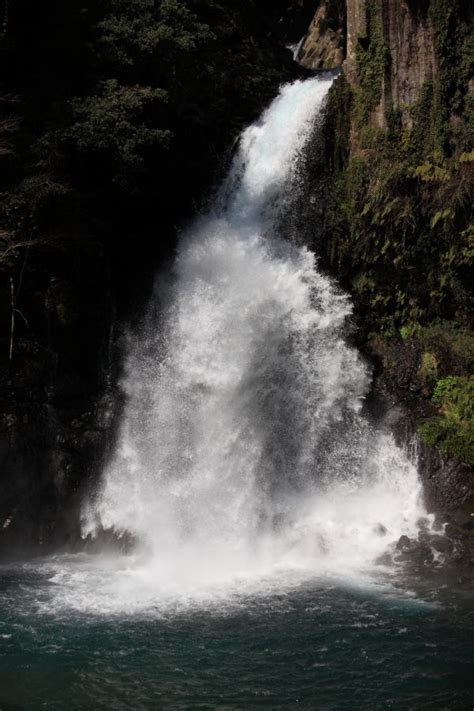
[82,77,425,592]
[286,36,306,62]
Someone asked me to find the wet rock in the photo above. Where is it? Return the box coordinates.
[429,535,453,556]
[432,513,449,531]
[416,516,431,530]
[452,511,474,530]
[396,535,412,550]
[397,541,434,566]
[451,540,467,563]
[297,2,345,70]
[344,0,437,128]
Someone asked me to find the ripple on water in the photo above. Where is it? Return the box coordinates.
[0,561,473,711]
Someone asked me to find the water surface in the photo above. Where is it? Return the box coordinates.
[1,562,473,710]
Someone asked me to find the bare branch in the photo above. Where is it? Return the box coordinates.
[9,277,14,361]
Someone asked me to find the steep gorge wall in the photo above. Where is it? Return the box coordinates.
[299,0,471,121]
[378,0,437,118]
[345,1,437,108]
[297,0,473,567]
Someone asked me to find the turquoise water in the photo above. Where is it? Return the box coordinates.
[1,563,473,710]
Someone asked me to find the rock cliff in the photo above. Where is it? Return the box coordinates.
[298,0,471,125]
[297,0,473,572]
[297,1,345,69]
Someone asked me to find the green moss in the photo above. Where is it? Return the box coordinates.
[354,0,389,124]
[419,352,438,384]
[320,1,473,469]
[417,323,474,374]
[324,75,352,171]
[359,125,385,150]
[429,0,473,115]
[400,324,418,340]
[324,83,473,332]
[409,81,444,159]
[419,375,474,466]
[419,417,474,466]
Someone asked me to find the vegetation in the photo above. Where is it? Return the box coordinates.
[321,0,473,467]
[353,0,389,123]
[419,376,474,466]
[1,1,293,245]
[0,0,296,367]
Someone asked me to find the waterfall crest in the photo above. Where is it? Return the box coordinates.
[82,77,425,590]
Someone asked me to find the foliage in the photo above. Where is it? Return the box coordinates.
[417,322,474,374]
[419,376,474,466]
[320,0,473,468]
[419,351,438,384]
[96,0,214,67]
[0,0,293,260]
[0,0,294,379]
[63,81,171,175]
[323,73,473,336]
[429,0,474,119]
[353,0,389,124]
[0,176,72,245]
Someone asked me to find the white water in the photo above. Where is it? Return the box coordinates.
[287,36,306,62]
[59,76,426,614]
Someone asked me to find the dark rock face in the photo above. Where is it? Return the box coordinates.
[345,0,437,126]
[418,441,474,514]
[370,377,474,574]
[299,0,440,118]
[429,534,453,555]
[0,238,125,560]
[379,0,437,114]
[0,377,116,560]
[375,364,474,571]
[376,516,473,587]
[396,534,411,550]
[297,1,345,69]
[385,401,474,575]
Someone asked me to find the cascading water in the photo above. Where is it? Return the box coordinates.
[77,76,425,607]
